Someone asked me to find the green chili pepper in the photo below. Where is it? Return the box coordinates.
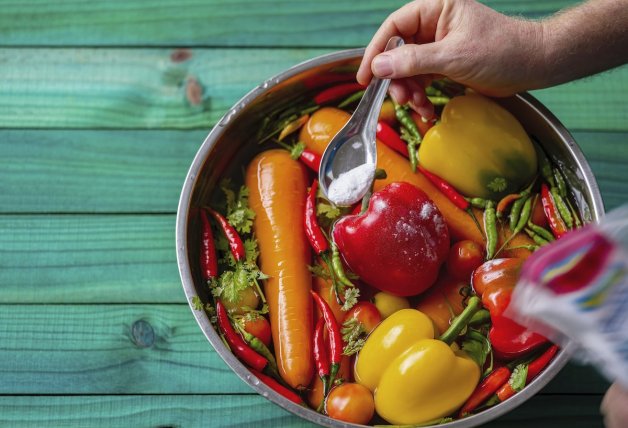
[527,222,555,242]
[550,188,574,229]
[566,198,582,228]
[402,126,419,173]
[331,241,354,289]
[514,196,532,233]
[525,228,550,246]
[506,244,540,252]
[553,168,568,198]
[466,197,489,209]
[425,86,444,97]
[427,96,451,105]
[338,90,365,109]
[238,325,279,375]
[393,100,421,140]
[484,200,498,260]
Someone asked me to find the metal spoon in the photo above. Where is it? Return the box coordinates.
[319,36,404,206]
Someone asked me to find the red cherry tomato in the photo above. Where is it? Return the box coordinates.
[446,240,485,281]
[240,315,271,347]
[342,302,382,334]
[325,383,375,425]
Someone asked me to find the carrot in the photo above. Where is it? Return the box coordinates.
[245,149,314,389]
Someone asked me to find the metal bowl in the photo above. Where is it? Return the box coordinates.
[176,48,604,428]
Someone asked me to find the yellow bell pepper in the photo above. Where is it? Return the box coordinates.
[354,297,482,425]
[418,93,537,200]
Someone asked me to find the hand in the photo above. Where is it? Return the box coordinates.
[601,383,628,428]
[357,0,545,117]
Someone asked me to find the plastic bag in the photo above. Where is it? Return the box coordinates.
[508,204,628,389]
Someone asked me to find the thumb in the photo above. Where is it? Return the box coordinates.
[371,43,449,79]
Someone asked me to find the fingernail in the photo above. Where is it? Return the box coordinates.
[372,55,393,77]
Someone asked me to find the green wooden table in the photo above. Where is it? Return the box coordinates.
[0,1,625,426]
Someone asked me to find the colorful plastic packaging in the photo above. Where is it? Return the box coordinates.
[509,205,628,388]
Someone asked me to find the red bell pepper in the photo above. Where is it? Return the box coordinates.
[332,182,450,296]
[472,258,548,360]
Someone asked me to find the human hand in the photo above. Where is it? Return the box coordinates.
[601,382,628,428]
[357,0,545,118]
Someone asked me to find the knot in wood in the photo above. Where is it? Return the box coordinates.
[131,319,155,348]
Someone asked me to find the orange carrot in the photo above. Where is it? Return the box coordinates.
[246,149,314,389]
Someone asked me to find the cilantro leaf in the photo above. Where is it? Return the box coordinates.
[509,363,529,392]
[341,317,367,356]
[219,180,256,234]
[190,296,204,311]
[342,287,360,311]
[308,262,331,280]
[487,177,508,193]
[243,238,260,264]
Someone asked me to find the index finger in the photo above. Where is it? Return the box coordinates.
[357,0,444,84]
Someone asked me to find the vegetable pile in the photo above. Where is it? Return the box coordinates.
[191,72,583,426]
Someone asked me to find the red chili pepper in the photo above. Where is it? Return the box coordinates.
[249,369,304,405]
[207,208,246,262]
[216,301,267,372]
[495,345,560,402]
[541,184,568,238]
[418,165,470,211]
[199,209,219,281]
[459,366,511,417]
[313,318,330,393]
[376,120,408,157]
[313,83,365,105]
[299,149,321,172]
[311,291,342,381]
[304,180,329,255]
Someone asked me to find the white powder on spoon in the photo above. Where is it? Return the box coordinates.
[327,163,376,206]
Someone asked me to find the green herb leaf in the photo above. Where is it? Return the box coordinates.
[509,363,529,392]
[341,317,366,356]
[308,262,331,280]
[190,296,203,311]
[342,287,360,312]
[220,180,256,234]
[462,330,492,368]
[487,177,508,193]
[243,238,260,264]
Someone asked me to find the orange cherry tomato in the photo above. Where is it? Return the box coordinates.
[240,314,272,347]
[325,383,375,425]
[446,240,485,282]
[342,302,382,335]
[379,99,396,126]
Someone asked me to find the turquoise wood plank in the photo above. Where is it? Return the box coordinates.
[0,303,609,395]
[0,0,581,47]
[0,48,625,131]
[1,130,625,214]
[0,304,247,394]
[0,215,183,303]
[0,394,604,427]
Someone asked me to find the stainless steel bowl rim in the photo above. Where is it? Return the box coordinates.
[176,48,604,428]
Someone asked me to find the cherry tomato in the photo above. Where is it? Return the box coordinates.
[220,286,259,315]
[240,314,271,347]
[342,302,382,334]
[379,99,396,126]
[446,240,485,281]
[325,383,375,425]
[372,291,410,320]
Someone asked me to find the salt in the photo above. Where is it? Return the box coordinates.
[327,163,376,206]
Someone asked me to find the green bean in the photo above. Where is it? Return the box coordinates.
[484,200,498,260]
[553,168,568,198]
[525,228,550,246]
[550,187,574,229]
[527,222,555,242]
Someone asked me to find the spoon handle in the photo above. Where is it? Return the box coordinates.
[352,36,405,139]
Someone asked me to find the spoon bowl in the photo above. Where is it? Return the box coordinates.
[319,36,404,205]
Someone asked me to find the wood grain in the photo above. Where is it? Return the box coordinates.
[1,130,625,214]
[0,394,604,427]
[0,48,625,131]
[0,0,582,47]
[0,303,610,395]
